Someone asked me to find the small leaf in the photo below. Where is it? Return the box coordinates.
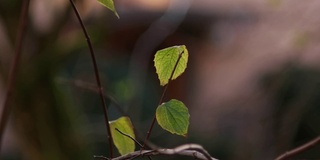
[97,0,119,18]
[154,45,188,86]
[109,116,135,155]
[156,99,190,136]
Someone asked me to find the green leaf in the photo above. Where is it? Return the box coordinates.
[156,99,190,136]
[97,0,119,18]
[154,45,188,86]
[109,116,135,155]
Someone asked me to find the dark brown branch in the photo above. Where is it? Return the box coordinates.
[0,0,30,151]
[275,136,320,160]
[142,50,185,149]
[111,144,217,160]
[68,0,113,157]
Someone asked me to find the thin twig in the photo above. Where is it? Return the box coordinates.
[115,128,143,148]
[0,0,30,151]
[111,144,217,160]
[68,0,113,157]
[275,136,320,160]
[142,50,185,149]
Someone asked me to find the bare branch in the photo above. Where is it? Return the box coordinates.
[275,136,320,160]
[110,144,217,160]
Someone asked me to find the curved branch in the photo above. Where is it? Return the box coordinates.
[68,0,113,157]
[102,144,218,160]
[275,136,320,160]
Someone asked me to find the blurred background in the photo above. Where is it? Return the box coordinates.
[1,0,320,159]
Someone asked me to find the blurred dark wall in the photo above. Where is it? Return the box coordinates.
[1,0,320,160]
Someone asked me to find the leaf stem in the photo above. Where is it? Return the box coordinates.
[0,0,30,150]
[142,51,185,149]
[115,128,143,148]
[68,0,113,157]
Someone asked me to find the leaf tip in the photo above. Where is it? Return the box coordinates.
[97,0,120,18]
[115,12,120,19]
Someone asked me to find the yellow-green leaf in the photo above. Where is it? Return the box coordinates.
[156,99,190,136]
[97,0,119,18]
[154,45,188,86]
[109,116,135,155]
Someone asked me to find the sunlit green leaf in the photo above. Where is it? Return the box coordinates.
[154,45,188,86]
[109,116,135,155]
[156,99,190,136]
[97,0,119,18]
